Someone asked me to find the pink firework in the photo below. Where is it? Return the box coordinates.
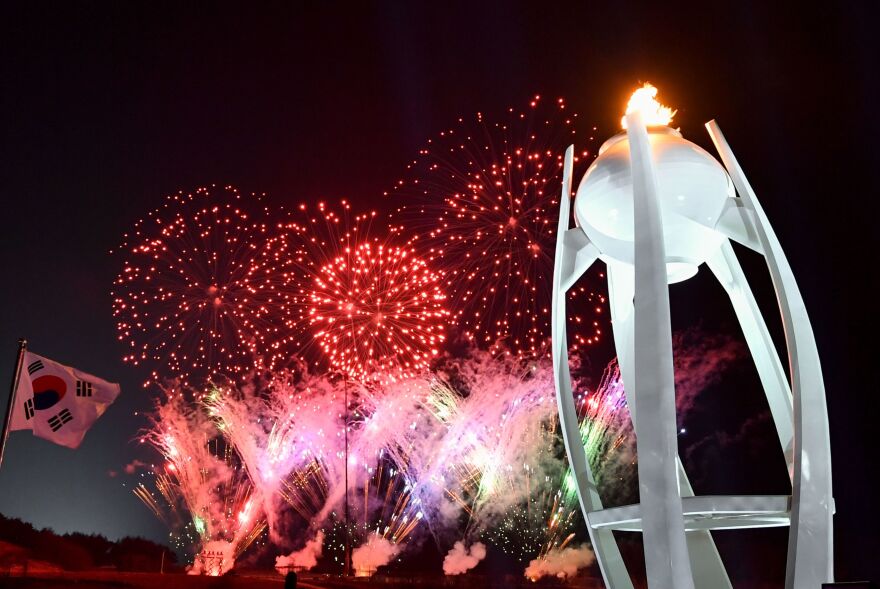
[388,96,605,357]
[134,388,267,571]
[112,185,285,387]
[267,201,449,383]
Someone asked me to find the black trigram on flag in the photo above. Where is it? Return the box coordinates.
[48,408,73,432]
[27,359,44,375]
[76,380,93,397]
[24,398,34,420]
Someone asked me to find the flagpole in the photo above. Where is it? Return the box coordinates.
[0,338,27,471]
[343,373,351,577]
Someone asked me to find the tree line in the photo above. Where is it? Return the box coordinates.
[0,512,177,572]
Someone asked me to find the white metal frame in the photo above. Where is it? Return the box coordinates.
[551,114,834,588]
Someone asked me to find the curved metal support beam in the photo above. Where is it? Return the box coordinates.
[706,240,794,471]
[706,121,834,588]
[559,228,600,292]
[588,494,791,532]
[607,263,696,489]
[606,518,790,532]
[607,263,731,589]
[714,197,763,253]
[552,145,633,589]
[627,111,694,589]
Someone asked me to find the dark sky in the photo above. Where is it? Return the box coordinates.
[1,0,877,582]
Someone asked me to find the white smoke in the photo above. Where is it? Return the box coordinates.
[351,534,401,577]
[275,530,325,572]
[524,544,595,580]
[443,541,487,575]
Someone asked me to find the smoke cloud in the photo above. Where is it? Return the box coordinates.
[275,530,325,572]
[352,534,401,576]
[443,541,487,575]
[673,328,746,416]
[524,544,595,580]
[124,459,148,475]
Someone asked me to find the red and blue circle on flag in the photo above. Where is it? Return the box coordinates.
[32,375,67,410]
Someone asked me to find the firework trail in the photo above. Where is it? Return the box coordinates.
[258,201,449,384]
[112,185,289,387]
[202,364,442,572]
[130,308,741,576]
[236,348,623,572]
[388,96,605,358]
[428,350,621,562]
[204,362,422,571]
[133,349,608,574]
[134,388,266,574]
[205,363,354,541]
[269,371,428,570]
[510,361,636,565]
[335,348,588,566]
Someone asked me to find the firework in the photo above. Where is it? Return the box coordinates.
[205,364,351,540]
[388,96,605,357]
[112,185,290,387]
[528,362,634,562]
[129,331,741,576]
[340,348,574,563]
[134,389,267,574]
[430,351,578,559]
[205,361,425,570]
[261,201,449,383]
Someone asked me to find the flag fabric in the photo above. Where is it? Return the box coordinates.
[8,351,121,449]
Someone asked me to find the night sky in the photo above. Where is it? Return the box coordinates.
[1,1,877,582]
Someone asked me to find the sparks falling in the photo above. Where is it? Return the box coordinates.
[111,185,281,388]
[134,388,267,574]
[259,201,449,384]
[388,96,605,358]
[130,332,742,575]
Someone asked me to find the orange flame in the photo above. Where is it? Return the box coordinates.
[621,83,676,128]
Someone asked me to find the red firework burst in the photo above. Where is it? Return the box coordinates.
[388,96,606,357]
[112,185,286,387]
[309,239,448,382]
[266,201,449,383]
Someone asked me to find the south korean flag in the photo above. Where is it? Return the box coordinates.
[9,351,121,449]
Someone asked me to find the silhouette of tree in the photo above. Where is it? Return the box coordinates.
[0,512,176,572]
